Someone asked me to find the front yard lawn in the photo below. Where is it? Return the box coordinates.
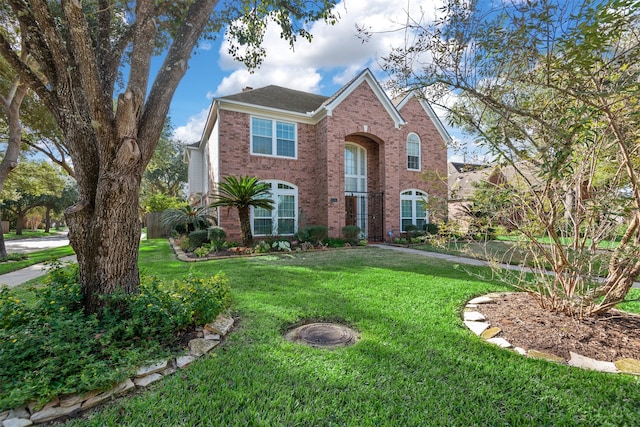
[62,240,638,426]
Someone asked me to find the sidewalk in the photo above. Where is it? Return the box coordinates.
[0,255,77,288]
[371,244,640,289]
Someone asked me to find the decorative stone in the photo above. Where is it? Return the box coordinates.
[204,315,234,335]
[189,338,219,356]
[30,403,81,424]
[480,327,501,339]
[0,412,8,423]
[134,373,163,387]
[468,296,494,305]
[514,347,527,356]
[528,350,566,363]
[465,304,478,309]
[60,391,98,408]
[614,358,640,375]
[160,366,177,376]
[80,379,135,411]
[569,352,618,373]
[3,418,33,427]
[29,397,58,413]
[464,320,490,336]
[135,360,168,377]
[7,409,29,420]
[463,311,486,322]
[203,330,221,341]
[487,337,511,348]
[176,355,196,368]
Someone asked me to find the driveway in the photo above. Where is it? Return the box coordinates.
[4,232,70,253]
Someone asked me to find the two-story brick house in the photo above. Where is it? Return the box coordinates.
[185,69,450,243]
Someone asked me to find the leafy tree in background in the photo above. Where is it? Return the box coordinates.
[0,159,66,234]
[209,176,274,247]
[140,119,187,207]
[382,0,640,316]
[0,0,338,313]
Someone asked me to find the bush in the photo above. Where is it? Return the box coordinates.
[342,225,361,244]
[404,224,419,239]
[325,237,346,248]
[254,241,271,254]
[424,223,439,234]
[208,227,227,251]
[296,225,328,244]
[0,265,231,411]
[188,230,210,251]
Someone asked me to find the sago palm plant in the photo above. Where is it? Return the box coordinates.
[209,176,274,246]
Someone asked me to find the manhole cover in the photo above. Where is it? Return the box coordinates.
[285,322,359,348]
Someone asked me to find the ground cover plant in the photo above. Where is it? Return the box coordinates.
[60,240,639,426]
[0,252,231,411]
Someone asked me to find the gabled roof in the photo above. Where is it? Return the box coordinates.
[322,68,406,128]
[220,86,329,114]
[396,91,452,144]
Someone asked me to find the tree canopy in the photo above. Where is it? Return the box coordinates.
[383,0,640,316]
[0,0,338,312]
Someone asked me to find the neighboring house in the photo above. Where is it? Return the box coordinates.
[185,69,450,243]
[448,161,541,230]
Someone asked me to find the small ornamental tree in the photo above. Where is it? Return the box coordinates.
[209,176,274,247]
[382,0,640,317]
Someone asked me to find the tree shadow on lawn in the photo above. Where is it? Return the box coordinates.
[69,254,639,426]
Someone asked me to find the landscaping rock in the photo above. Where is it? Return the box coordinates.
[189,338,219,356]
[60,391,98,408]
[203,330,221,340]
[30,403,81,424]
[204,315,234,335]
[514,347,527,356]
[80,379,135,411]
[176,355,196,368]
[135,361,168,377]
[468,296,494,305]
[487,337,511,348]
[464,320,490,336]
[480,327,501,339]
[134,373,163,387]
[463,311,486,322]
[0,412,8,423]
[528,350,565,363]
[3,418,33,427]
[614,358,640,375]
[569,352,618,373]
[6,409,28,420]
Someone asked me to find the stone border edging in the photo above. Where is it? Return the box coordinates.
[463,292,640,375]
[0,314,235,426]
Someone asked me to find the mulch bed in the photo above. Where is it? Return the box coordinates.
[477,292,640,362]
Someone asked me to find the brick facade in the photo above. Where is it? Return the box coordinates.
[188,69,449,244]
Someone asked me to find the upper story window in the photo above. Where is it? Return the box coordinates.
[251,117,297,158]
[407,133,421,171]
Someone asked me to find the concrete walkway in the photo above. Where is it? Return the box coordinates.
[371,244,640,289]
[0,255,77,288]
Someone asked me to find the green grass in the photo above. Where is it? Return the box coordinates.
[3,229,66,240]
[0,246,75,276]
[62,240,639,426]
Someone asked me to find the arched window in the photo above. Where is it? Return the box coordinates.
[252,181,298,236]
[400,189,428,232]
[407,133,421,171]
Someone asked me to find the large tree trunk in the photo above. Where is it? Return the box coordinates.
[66,163,142,312]
[15,214,24,235]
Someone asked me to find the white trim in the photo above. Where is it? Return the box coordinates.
[251,180,299,236]
[250,116,298,160]
[406,132,421,171]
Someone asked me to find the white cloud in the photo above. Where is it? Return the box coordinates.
[173,109,209,143]
[213,0,445,96]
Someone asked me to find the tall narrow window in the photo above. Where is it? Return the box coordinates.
[400,189,428,232]
[251,117,296,158]
[407,133,421,171]
[252,181,298,236]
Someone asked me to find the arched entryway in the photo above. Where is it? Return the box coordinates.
[344,136,384,241]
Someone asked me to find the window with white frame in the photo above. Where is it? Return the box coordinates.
[251,117,296,158]
[252,181,298,236]
[400,189,428,232]
[407,133,421,170]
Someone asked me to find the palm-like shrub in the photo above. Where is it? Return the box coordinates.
[209,176,274,246]
[160,205,213,234]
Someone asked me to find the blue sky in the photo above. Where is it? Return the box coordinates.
[164,0,485,163]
